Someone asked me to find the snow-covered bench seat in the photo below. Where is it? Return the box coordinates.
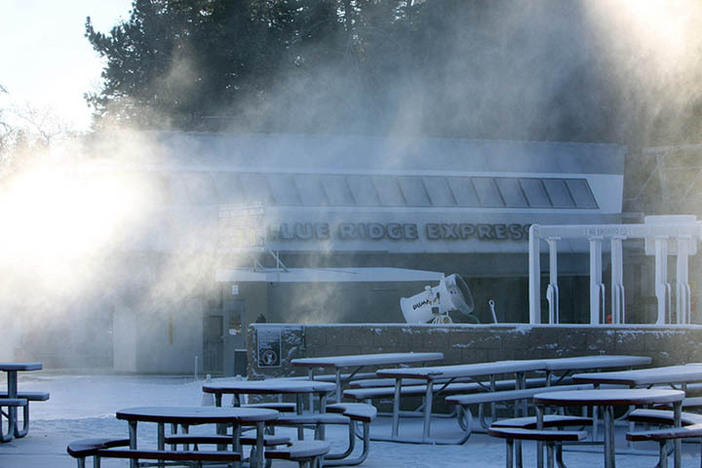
[488,427,588,468]
[343,376,564,398]
[266,440,331,468]
[267,403,376,466]
[286,372,378,383]
[446,384,594,432]
[652,396,702,411]
[163,433,291,449]
[627,423,702,467]
[66,438,130,468]
[348,375,562,390]
[491,415,593,467]
[68,439,241,467]
[627,408,702,427]
[0,391,49,439]
[0,398,28,443]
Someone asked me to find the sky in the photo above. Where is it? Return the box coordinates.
[1,0,132,131]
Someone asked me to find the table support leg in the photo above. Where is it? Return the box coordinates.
[392,378,401,439]
[7,371,17,441]
[297,394,305,440]
[308,368,315,410]
[674,401,682,468]
[335,370,342,403]
[157,423,165,468]
[604,406,615,468]
[319,392,327,440]
[536,405,544,468]
[128,421,137,468]
[232,423,242,468]
[490,375,497,423]
[254,421,265,468]
[422,381,434,442]
[507,439,514,468]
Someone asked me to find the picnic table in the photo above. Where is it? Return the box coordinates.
[116,406,278,468]
[534,388,685,468]
[291,352,444,401]
[203,378,375,466]
[373,355,652,444]
[376,359,549,444]
[540,355,652,385]
[204,379,336,442]
[203,379,337,412]
[572,364,702,389]
[0,362,43,442]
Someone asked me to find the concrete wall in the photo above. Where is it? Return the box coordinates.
[248,323,702,379]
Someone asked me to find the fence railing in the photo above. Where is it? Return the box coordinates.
[528,215,701,325]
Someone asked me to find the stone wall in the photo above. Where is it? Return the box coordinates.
[248,323,702,379]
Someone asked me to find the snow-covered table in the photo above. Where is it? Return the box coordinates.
[374,355,652,444]
[0,362,42,442]
[203,379,337,412]
[116,406,278,468]
[572,364,702,389]
[533,388,684,468]
[539,355,652,385]
[376,360,548,444]
[203,379,337,451]
[291,352,444,401]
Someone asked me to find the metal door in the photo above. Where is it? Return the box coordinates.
[223,299,246,376]
[203,314,224,374]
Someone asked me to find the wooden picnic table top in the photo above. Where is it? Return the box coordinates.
[116,406,279,424]
[376,359,547,380]
[573,364,702,387]
[538,355,652,371]
[291,352,444,369]
[533,388,685,407]
[375,355,652,381]
[203,379,337,395]
[0,363,42,372]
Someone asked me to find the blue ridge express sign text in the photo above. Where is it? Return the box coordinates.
[267,222,531,242]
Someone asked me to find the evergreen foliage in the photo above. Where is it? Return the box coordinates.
[85,1,702,145]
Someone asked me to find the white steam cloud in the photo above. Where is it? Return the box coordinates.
[3,1,702,366]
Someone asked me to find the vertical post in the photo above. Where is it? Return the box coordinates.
[676,236,691,324]
[654,236,669,324]
[335,369,342,403]
[589,237,603,325]
[610,237,625,324]
[129,421,138,468]
[546,238,560,324]
[392,378,402,438]
[422,380,434,441]
[529,225,542,324]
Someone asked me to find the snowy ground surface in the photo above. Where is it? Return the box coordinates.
[2,373,702,467]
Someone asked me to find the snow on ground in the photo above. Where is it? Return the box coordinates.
[2,373,701,467]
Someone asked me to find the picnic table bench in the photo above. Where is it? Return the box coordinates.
[266,402,377,466]
[534,388,685,468]
[489,427,588,468]
[68,438,244,468]
[0,362,47,442]
[0,391,50,439]
[447,383,595,434]
[115,406,279,468]
[204,378,374,466]
[626,423,702,468]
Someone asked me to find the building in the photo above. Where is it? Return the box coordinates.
[75,132,632,375]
